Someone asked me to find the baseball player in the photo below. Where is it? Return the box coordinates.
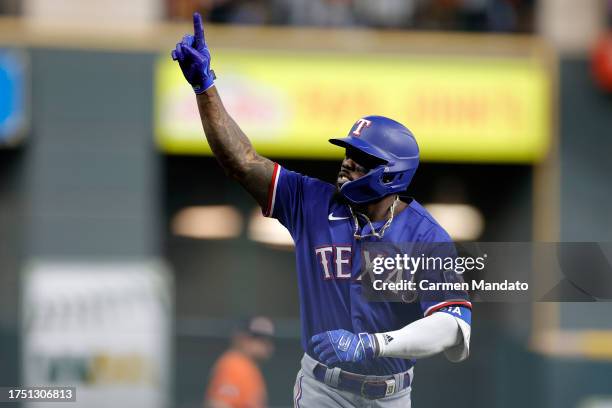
[205,316,275,408]
[172,13,472,407]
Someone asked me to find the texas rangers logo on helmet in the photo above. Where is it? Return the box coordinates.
[352,118,372,136]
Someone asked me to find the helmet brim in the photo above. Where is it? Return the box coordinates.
[329,136,389,163]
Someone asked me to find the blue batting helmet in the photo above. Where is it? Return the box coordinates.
[329,115,419,204]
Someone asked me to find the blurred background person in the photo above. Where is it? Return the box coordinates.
[204,316,275,408]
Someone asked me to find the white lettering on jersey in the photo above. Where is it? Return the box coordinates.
[315,245,353,279]
[335,246,352,279]
[356,249,377,281]
[315,247,333,279]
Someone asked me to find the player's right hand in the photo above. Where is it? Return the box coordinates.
[310,330,377,366]
[171,12,216,94]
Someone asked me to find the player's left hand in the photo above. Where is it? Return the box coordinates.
[310,329,377,366]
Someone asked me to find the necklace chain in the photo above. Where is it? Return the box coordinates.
[348,196,399,240]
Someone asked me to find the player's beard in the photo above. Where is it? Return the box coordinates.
[332,189,368,214]
[334,173,350,203]
[333,189,349,204]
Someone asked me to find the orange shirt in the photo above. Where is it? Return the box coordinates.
[205,350,267,408]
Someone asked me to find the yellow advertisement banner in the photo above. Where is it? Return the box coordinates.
[155,50,550,163]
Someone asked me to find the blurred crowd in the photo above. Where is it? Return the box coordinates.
[0,0,535,32]
[168,0,536,32]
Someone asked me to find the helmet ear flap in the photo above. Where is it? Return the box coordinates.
[341,166,416,204]
[381,172,402,185]
[381,173,395,184]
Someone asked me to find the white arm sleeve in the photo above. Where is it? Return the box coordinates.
[374,312,471,362]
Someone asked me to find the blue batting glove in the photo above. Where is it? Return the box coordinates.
[171,12,216,94]
[310,329,377,366]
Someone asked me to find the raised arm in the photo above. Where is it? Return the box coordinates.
[194,87,274,207]
[171,13,274,208]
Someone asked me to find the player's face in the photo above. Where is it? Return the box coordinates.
[245,335,274,361]
[336,147,385,190]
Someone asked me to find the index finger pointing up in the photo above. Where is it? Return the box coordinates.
[193,12,205,46]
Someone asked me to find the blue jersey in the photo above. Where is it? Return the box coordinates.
[264,164,471,376]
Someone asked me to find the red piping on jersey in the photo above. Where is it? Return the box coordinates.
[264,163,280,217]
[424,300,472,317]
